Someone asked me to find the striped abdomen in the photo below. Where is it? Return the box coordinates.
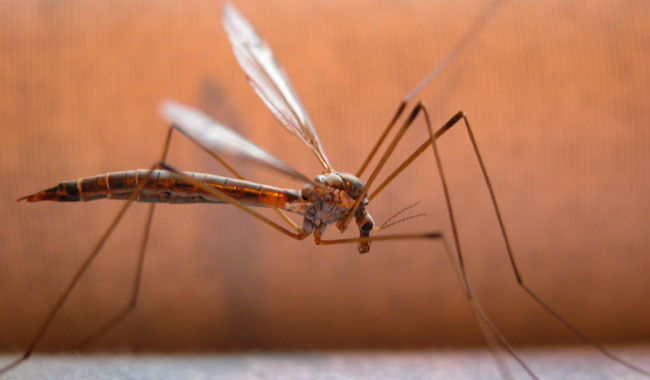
[19,169,300,209]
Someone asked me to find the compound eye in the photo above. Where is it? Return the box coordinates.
[356,212,374,234]
[346,185,361,199]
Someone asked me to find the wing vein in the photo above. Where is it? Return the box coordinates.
[223,3,333,172]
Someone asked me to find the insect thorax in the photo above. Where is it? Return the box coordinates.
[296,172,374,253]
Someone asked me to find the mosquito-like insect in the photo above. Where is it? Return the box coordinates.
[2,2,648,379]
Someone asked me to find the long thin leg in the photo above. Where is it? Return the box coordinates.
[175,125,300,233]
[316,231,536,380]
[0,163,160,376]
[1,126,180,373]
[422,105,524,379]
[69,126,179,350]
[363,105,540,378]
[367,103,650,377]
[341,105,460,230]
[459,114,650,377]
[0,126,309,376]
[356,102,407,178]
[423,105,533,379]
[333,102,535,378]
[341,104,426,230]
[368,111,460,202]
[157,161,306,241]
[72,202,155,350]
[68,156,308,347]
[56,125,301,350]
[356,0,508,178]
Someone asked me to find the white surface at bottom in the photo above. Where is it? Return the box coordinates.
[1,346,649,380]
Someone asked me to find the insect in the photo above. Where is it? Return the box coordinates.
[2,1,649,379]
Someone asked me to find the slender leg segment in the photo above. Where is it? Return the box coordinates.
[73,203,155,350]
[364,102,650,377]
[56,126,179,350]
[344,101,539,378]
[341,105,427,230]
[316,231,536,379]
[157,162,306,241]
[423,105,530,379]
[0,164,159,376]
[0,126,180,374]
[462,111,649,376]
[356,0,509,179]
[172,124,301,233]
[0,125,309,376]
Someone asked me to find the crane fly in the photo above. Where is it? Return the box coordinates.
[3,2,649,379]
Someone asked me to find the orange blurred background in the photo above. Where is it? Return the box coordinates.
[0,0,649,352]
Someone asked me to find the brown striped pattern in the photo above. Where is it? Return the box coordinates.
[21,170,300,208]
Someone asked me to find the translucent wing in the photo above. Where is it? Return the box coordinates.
[160,100,311,183]
[223,3,333,172]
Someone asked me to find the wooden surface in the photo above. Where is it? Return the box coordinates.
[1,0,650,352]
[2,346,650,380]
